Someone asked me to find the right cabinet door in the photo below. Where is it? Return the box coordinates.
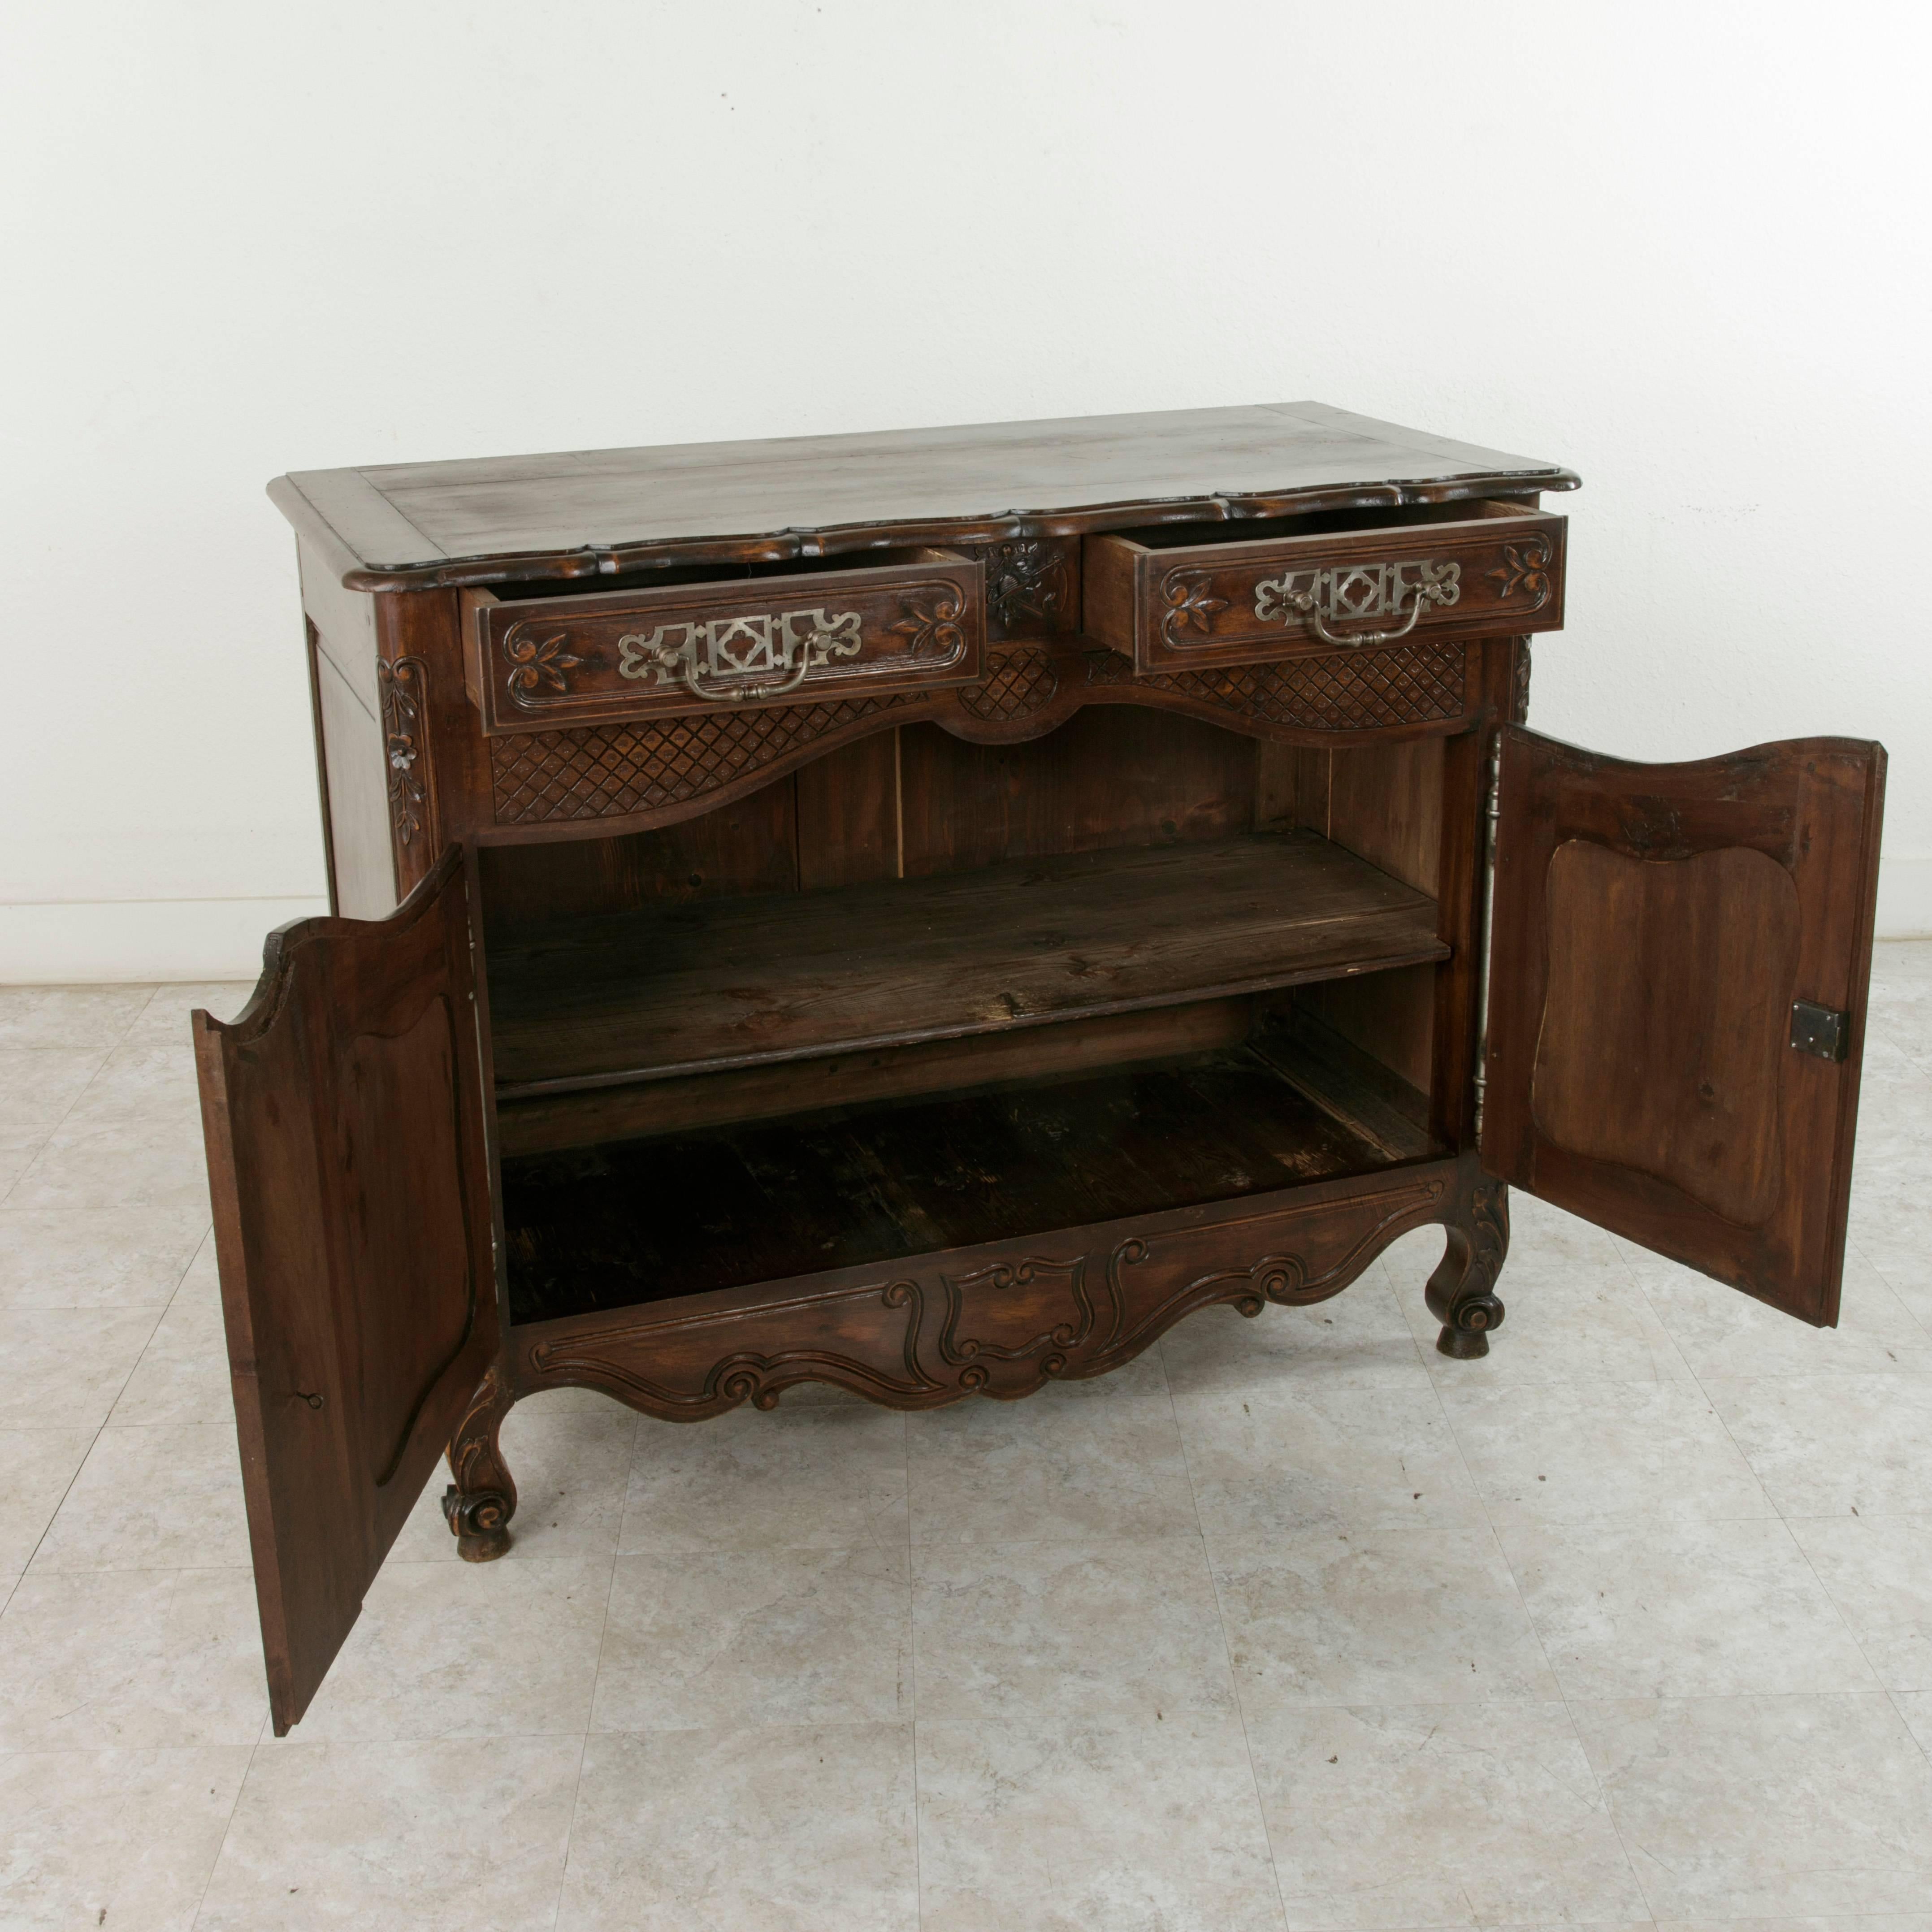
[1481,725,1886,1324]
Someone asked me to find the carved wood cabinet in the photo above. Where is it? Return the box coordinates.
[196,404,1887,1732]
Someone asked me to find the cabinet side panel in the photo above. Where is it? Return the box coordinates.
[297,538,381,719]
[298,540,397,921]
[312,649,399,921]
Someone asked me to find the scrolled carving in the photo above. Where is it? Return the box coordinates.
[938,1255,1094,1367]
[516,1173,1461,1419]
[442,1363,516,1561]
[377,655,431,847]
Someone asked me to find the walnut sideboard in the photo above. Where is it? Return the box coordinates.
[194,403,1888,1732]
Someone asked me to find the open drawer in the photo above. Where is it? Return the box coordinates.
[1084,499,1566,673]
[461,545,985,731]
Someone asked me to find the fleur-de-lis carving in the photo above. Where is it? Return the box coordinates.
[1161,570,1229,641]
[1486,538,1553,606]
[503,631,585,701]
[890,594,965,657]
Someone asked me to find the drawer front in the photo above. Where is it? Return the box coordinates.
[1084,506,1566,674]
[463,550,984,732]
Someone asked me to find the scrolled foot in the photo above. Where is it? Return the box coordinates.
[444,1363,517,1561]
[1436,1293,1504,1359]
[442,1485,512,1562]
[1425,1174,1510,1364]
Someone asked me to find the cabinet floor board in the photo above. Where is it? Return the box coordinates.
[500,1036,1433,1327]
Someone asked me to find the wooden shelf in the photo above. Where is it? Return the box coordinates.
[486,828,1447,1096]
[500,1021,1437,1327]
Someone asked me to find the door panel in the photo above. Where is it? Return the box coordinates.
[194,848,498,1733]
[1482,727,1885,1325]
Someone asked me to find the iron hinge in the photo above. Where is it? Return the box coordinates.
[1789,999,1850,1063]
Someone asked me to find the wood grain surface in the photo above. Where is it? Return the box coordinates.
[1482,727,1887,1326]
[487,828,1447,1094]
[499,1018,1434,1325]
[269,401,1576,589]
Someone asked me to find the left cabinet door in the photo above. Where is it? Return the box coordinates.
[193,848,500,1733]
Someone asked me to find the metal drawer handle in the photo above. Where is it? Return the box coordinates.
[675,644,815,704]
[618,608,864,703]
[1253,558,1461,649]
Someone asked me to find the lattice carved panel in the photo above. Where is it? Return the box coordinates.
[956,648,1060,722]
[1083,639,1468,730]
[490,692,920,825]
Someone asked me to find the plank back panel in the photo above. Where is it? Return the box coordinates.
[477,774,798,944]
[898,707,1257,878]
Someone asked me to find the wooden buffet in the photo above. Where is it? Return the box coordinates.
[194,403,1887,1732]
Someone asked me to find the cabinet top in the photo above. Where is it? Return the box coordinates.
[269,400,1577,592]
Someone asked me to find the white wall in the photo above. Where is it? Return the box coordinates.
[4,0,1927,980]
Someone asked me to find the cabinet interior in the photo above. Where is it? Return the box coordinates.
[477,706,1451,1327]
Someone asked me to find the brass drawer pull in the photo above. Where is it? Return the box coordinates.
[1254,559,1461,649]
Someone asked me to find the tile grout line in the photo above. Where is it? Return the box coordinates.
[1649,1206,1908,1712]
[2,1085,201,1580]
[901,1409,925,1932]
[1155,1330,1294,1932]
[536,1410,631,1931]
[187,1704,273,1930]
[1451,1226,1662,1923]
[1618,1212,1932,1866]
[0,987,159,1209]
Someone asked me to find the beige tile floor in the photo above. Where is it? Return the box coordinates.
[1,950,1931,1929]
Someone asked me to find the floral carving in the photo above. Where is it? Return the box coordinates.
[377,655,430,847]
[888,593,966,658]
[1486,537,1553,607]
[503,630,585,705]
[1511,638,1533,723]
[984,539,1068,631]
[1160,569,1229,643]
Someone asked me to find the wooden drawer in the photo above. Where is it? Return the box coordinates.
[462,547,983,732]
[1083,501,1566,674]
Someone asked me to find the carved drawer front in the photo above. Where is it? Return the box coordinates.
[462,547,984,732]
[1083,501,1565,674]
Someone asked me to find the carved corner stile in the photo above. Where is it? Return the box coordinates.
[378,654,433,859]
[442,1362,517,1561]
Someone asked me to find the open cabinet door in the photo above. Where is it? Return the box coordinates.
[1482,726,1885,1325]
[194,848,500,1733]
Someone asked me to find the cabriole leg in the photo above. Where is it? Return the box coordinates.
[442,1364,517,1561]
[1425,1175,1509,1359]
